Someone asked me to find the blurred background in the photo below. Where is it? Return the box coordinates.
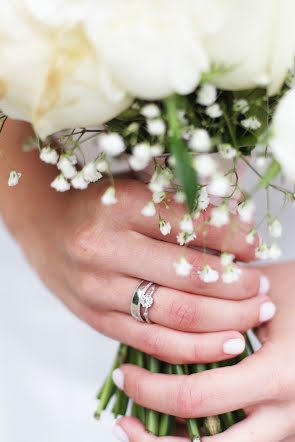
[0,169,294,442]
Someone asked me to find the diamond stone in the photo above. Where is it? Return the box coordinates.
[141,294,153,308]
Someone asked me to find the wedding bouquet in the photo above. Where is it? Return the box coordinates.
[1,1,295,439]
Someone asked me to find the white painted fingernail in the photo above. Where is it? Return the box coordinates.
[259,275,270,295]
[259,302,276,322]
[113,425,129,442]
[112,369,124,390]
[223,338,245,355]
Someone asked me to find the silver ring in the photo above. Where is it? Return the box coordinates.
[141,284,158,324]
[130,280,153,322]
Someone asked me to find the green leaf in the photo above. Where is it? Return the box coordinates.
[255,160,281,191]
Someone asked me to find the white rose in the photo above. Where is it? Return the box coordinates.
[271,88,295,182]
[0,1,131,138]
[206,0,295,95]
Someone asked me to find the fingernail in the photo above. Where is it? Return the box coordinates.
[259,275,270,295]
[223,338,245,355]
[259,302,276,322]
[113,425,129,442]
[112,368,124,390]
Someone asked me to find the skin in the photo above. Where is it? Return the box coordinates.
[0,120,289,440]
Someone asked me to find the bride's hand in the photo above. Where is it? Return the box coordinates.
[113,262,295,442]
[0,120,273,365]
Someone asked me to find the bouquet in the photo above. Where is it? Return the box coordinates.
[1,1,295,439]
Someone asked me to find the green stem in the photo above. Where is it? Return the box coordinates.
[159,364,176,436]
[146,356,160,435]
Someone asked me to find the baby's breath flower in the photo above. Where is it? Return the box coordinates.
[153,191,166,204]
[82,162,102,183]
[210,204,230,227]
[238,199,255,223]
[193,154,217,178]
[177,231,197,246]
[168,155,177,167]
[174,256,193,277]
[8,170,21,187]
[241,116,261,130]
[57,156,77,179]
[268,242,282,260]
[174,191,186,204]
[129,143,151,171]
[197,84,217,106]
[220,253,235,267]
[149,169,173,192]
[147,119,166,136]
[159,219,171,236]
[233,99,250,114]
[206,103,222,118]
[198,187,210,211]
[255,156,269,173]
[192,209,201,220]
[98,133,125,156]
[268,219,282,238]
[208,174,231,197]
[150,144,164,156]
[199,265,219,283]
[246,228,257,245]
[40,147,58,164]
[50,174,70,192]
[222,266,242,283]
[218,143,237,160]
[189,129,211,152]
[141,103,161,119]
[141,201,156,217]
[96,159,109,173]
[101,187,117,205]
[179,214,194,234]
[255,243,270,260]
[71,174,89,190]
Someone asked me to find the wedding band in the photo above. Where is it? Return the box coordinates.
[141,283,158,324]
[130,280,153,322]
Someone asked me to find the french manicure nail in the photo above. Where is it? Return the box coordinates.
[112,368,124,390]
[259,302,276,322]
[259,275,270,295]
[113,425,129,442]
[223,338,245,355]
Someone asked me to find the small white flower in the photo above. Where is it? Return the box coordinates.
[246,229,257,245]
[153,191,166,204]
[159,219,171,236]
[255,243,270,260]
[210,204,230,227]
[198,187,210,210]
[149,169,173,192]
[68,154,77,165]
[208,174,231,197]
[268,219,282,238]
[220,253,235,267]
[238,199,256,223]
[193,155,217,178]
[192,210,201,220]
[197,84,217,106]
[222,266,242,284]
[147,119,166,136]
[218,143,237,160]
[129,143,152,171]
[141,201,156,217]
[150,144,164,157]
[174,191,186,204]
[189,129,211,152]
[98,133,125,156]
[71,174,89,190]
[101,187,117,205]
[241,117,261,130]
[141,103,161,119]
[179,214,194,234]
[82,162,102,183]
[174,257,193,277]
[233,99,250,114]
[255,156,269,173]
[168,155,177,167]
[206,103,222,118]
[268,242,282,260]
[50,174,70,192]
[177,231,197,246]
[40,147,58,164]
[57,156,77,179]
[126,122,139,134]
[199,265,219,283]
[8,170,21,187]
[95,159,109,173]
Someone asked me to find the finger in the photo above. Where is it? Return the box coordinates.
[110,232,265,300]
[114,417,189,442]
[89,310,246,364]
[114,353,278,417]
[202,405,294,442]
[110,278,275,333]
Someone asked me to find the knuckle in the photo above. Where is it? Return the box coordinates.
[75,273,99,306]
[169,298,198,331]
[176,377,203,418]
[67,224,99,263]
